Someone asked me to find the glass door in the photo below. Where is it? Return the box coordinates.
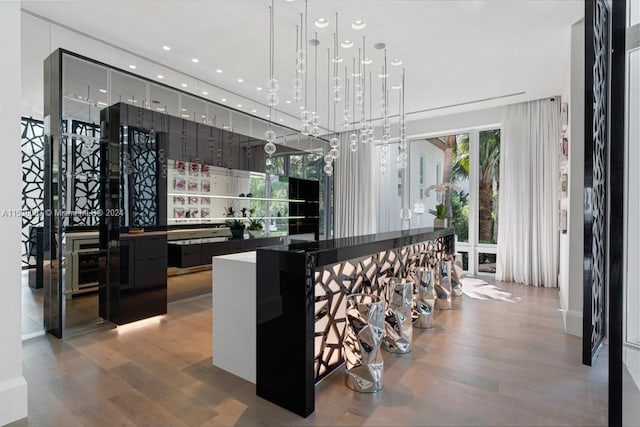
[408,127,500,275]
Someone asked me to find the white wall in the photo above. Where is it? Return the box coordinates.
[0,2,28,425]
[408,141,445,228]
[564,19,585,337]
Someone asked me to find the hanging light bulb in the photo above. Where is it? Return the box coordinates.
[264,141,277,155]
[329,136,339,148]
[266,91,279,106]
[349,141,358,152]
[301,110,312,122]
[324,163,333,175]
[265,129,276,142]
[301,122,313,136]
[329,147,340,158]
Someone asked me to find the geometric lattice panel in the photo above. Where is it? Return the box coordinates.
[71,120,101,226]
[589,0,609,354]
[129,129,158,227]
[21,117,45,268]
[313,236,449,382]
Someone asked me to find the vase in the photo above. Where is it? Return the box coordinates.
[248,230,264,239]
[230,226,245,240]
[382,278,413,354]
[433,218,446,228]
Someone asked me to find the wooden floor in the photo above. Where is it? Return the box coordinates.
[12,276,608,426]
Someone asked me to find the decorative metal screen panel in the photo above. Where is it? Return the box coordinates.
[21,117,45,267]
[313,236,449,382]
[71,120,101,225]
[584,0,609,365]
[128,129,158,227]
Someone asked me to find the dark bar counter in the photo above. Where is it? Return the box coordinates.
[256,227,455,417]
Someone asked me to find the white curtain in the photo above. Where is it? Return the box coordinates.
[334,133,377,237]
[496,98,560,287]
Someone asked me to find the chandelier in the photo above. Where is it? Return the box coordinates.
[263,0,408,176]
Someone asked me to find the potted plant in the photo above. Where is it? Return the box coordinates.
[424,182,461,228]
[247,217,265,238]
[223,206,246,239]
[429,203,448,228]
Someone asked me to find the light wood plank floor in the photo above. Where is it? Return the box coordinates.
[12,277,608,426]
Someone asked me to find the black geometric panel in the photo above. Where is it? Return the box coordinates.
[21,117,45,268]
[128,128,158,227]
[71,120,101,226]
[583,0,609,365]
[313,236,448,382]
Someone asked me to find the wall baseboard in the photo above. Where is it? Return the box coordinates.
[0,376,27,426]
[565,309,583,337]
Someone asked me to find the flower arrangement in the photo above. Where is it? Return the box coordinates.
[424,182,462,200]
[424,182,461,227]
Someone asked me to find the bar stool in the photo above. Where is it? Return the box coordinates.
[412,266,435,329]
[441,253,463,297]
[382,277,413,353]
[344,293,385,392]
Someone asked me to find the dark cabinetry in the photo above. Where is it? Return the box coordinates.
[103,233,167,324]
[168,236,282,268]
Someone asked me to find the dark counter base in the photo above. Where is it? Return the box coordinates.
[256,228,455,418]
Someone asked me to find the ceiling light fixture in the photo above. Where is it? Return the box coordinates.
[162,45,171,51]
[286,100,291,104]
[157,74,164,79]
[390,59,403,66]
[341,40,354,48]
[374,42,386,50]
[181,83,188,87]
[361,57,373,65]
[352,20,366,30]
[202,91,208,95]
[216,69,223,73]
[237,78,244,83]
[279,118,284,122]
[314,18,329,29]
[191,58,199,63]
[99,89,107,93]
[264,0,279,156]
[221,98,227,102]
[252,109,257,113]
[237,104,242,108]
[128,65,136,69]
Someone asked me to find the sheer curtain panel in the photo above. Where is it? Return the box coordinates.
[496,98,560,287]
[334,133,377,238]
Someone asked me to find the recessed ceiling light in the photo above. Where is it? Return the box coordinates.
[237,104,242,108]
[256,86,263,91]
[181,83,188,87]
[266,114,270,118]
[361,58,373,65]
[221,98,227,102]
[299,106,304,110]
[237,78,244,83]
[97,101,108,106]
[252,109,257,113]
[128,65,136,70]
[332,56,343,63]
[99,89,107,93]
[392,85,402,90]
[191,58,199,63]
[155,107,165,111]
[157,74,164,79]
[285,100,291,104]
[352,20,366,30]
[341,40,354,49]
[182,114,190,118]
[223,125,230,129]
[181,108,187,112]
[279,118,284,122]
[216,69,223,73]
[162,45,171,51]
[390,59,403,66]
[202,91,208,95]
[314,18,329,29]
[378,73,389,78]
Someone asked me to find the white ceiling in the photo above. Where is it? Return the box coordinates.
[21,0,583,131]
